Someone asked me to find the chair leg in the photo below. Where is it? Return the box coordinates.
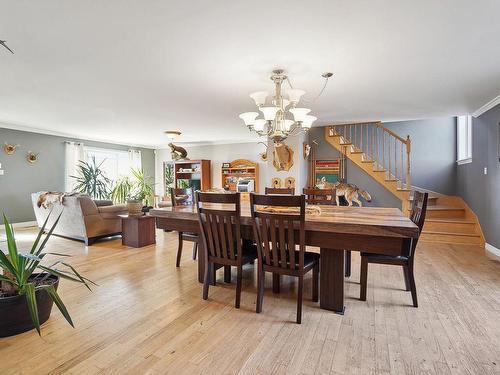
[211,263,216,286]
[202,261,210,300]
[297,276,304,324]
[176,232,183,267]
[345,250,351,277]
[407,264,418,307]
[403,266,411,291]
[360,257,368,301]
[312,263,319,302]
[192,242,198,260]
[224,265,231,283]
[272,273,280,294]
[256,267,264,313]
[235,265,242,309]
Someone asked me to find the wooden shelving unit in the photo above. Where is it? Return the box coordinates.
[313,159,342,186]
[221,159,259,193]
[174,160,211,191]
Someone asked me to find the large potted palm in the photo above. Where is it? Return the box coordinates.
[0,213,93,337]
[71,156,111,199]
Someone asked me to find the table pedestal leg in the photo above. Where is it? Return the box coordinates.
[320,248,345,314]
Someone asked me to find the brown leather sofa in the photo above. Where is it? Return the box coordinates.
[31,192,128,245]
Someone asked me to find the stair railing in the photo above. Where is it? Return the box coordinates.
[328,122,411,190]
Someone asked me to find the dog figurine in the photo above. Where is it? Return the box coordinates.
[316,177,372,207]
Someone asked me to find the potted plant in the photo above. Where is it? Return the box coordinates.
[111,176,133,204]
[0,213,93,337]
[127,190,146,215]
[71,156,111,199]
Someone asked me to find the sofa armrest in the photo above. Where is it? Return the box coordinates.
[94,199,113,207]
[98,204,128,219]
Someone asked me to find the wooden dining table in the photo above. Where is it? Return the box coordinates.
[150,203,419,314]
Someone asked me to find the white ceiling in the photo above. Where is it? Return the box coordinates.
[1,0,499,148]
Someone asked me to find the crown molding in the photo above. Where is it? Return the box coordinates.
[0,121,157,149]
[472,94,500,118]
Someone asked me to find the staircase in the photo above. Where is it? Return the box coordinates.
[325,123,485,246]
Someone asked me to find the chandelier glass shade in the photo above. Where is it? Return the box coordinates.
[239,69,318,143]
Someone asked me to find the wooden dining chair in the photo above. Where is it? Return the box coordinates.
[360,191,428,307]
[195,192,257,308]
[250,193,319,324]
[302,187,351,277]
[302,188,336,205]
[265,187,295,195]
[170,187,199,267]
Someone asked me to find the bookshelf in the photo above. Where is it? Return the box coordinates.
[221,159,259,192]
[174,160,211,191]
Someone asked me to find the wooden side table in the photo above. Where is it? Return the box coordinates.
[119,214,156,248]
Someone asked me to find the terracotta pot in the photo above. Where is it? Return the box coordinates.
[0,274,59,337]
[127,200,143,215]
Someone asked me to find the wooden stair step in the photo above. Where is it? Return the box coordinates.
[425,205,466,219]
[361,160,375,163]
[424,218,477,233]
[350,150,364,154]
[340,142,352,146]
[420,231,482,245]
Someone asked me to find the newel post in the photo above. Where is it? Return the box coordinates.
[406,135,411,189]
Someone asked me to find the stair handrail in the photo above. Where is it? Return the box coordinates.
[328,122,412,190]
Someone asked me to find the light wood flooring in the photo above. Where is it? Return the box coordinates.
[1,229,499,374]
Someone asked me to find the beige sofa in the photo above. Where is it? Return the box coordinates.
[31,193,128,245]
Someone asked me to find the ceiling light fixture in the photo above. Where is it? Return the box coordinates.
[239,69,332,143]
[164,130,182,140]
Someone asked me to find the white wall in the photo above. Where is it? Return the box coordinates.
[155,138,308,196]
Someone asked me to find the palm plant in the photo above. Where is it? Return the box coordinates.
[71,157,111,199]
[0,213,94,335]
[130,168,155,205]
[111,176,133,204]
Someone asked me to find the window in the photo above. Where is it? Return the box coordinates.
[457,115,472,164]
[84,147,141,182]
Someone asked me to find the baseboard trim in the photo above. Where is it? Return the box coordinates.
[0,221,38,230]
[485,243,500,261]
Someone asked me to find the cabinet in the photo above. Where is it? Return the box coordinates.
[221,159,259,193]
[174,160,211,191]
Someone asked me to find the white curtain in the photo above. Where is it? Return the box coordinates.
[64,141,85,192]
[128,149,142,171]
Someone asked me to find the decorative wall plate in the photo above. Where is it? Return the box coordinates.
[271,177,281,188]
[284,176,295,189]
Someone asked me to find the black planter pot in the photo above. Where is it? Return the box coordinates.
[0,274,59,337]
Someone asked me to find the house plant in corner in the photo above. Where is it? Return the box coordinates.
[0,213,94,337]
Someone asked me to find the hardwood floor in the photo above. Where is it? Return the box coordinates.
[1,228,500,374]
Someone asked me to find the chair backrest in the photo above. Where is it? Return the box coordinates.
[195,192,243,264]
[250,193,306,271]
[409,191,428,255]
[302,188,336,205]
[265,187,295,195]
[170,187,194,206]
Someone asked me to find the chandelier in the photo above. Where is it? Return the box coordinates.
[239,69,332,143]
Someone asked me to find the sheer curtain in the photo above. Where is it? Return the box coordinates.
[128,149,142,171]
[64,141,85,192]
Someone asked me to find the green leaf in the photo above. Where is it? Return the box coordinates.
[0,249,18,278]
[34,212,63,257]
[3,214,19,271]
[23,283,41,335]
[29,211,52,255]
[40,285,74,328]
[61,262,94,291]
[37,265,87,284]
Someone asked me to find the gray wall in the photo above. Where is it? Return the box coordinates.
[385,117,457,195]
[309,117,457,208]
[0,127,155,223]
[457,104,500,249]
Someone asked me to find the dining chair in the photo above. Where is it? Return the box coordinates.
[195,191,258,308]
[265,187,295,195]
[302,188,336,205]
[170,187,199,267]
[302,187,351,277]
[250,193,319,324]
[360,191,428,307]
